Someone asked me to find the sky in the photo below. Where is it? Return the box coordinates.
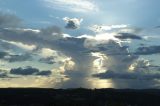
[0,0,160,89]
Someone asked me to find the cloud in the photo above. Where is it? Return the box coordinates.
[39,56,56,64]
[135,45,160,55]
[155,26,160,28]
[10,66,52,76]
[93,71,160,80]
[0,51,32,63]
[5,41,36,51]
[0,13,160,88]
[0,26,137,88]
[115,33,142,40]
[0,12,21,28]
[40,26,62,36]
[0,51,8,59]
[89,24,128,33]
[93,59,160,80]
[10,67,39,75]
[36,70,52,76]
[38,48,58,58]
[42,0,98,13]
[63,17,83,29]
[0,69,8,78]
[3,53,32,62]
[0,39,36,52]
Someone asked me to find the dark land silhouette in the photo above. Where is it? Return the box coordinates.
[0,88,159,106]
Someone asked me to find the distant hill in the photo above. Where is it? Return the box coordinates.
[0,88,159,106]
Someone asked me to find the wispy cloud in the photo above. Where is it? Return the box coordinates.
[89,24,128,33]
[42,0,98,13]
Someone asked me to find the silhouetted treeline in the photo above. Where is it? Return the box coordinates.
[0,88,159,106]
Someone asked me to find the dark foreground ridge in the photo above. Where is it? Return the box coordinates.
[0,88,159,106]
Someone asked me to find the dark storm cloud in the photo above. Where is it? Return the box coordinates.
[39,56,56,64]
[93,71,160,80]
[10,67,52,76]
[115,33,142,40]
[0,12,21,28]
[10,67,39,75]
[135,45,160,55]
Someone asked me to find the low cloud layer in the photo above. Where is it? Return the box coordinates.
[135,45,160,55]
[4,53,32,62]
[0,51,32,62]
[93,71,160,80]
[10,67,51,76]
[115,33,142,40]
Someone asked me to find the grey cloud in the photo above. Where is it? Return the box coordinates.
[99,41,138,72]
[0,69,15,78]
[0,13,159,88]
[0,69,8,78]
[0,26,140,88]
[0,51,8,59]
[36,70,52,76]
[93,71,160,80]
[4,53,32,62]
[10,67,39,75]
[63,17,83,29]
[39,56,56,64]
[0,40,12,50]
[10,66,52,76]
[135,45,160,55]
[0,26,138,87]
[0,51,32,62]
[0,73,8,78]
[93,59,160,81]
[0,12,22,28]
[115,33,142,40]
[155,26,160,28]
[40,26,62,36]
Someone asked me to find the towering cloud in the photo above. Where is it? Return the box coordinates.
[10,66,52,76]
[0,12,160,88]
